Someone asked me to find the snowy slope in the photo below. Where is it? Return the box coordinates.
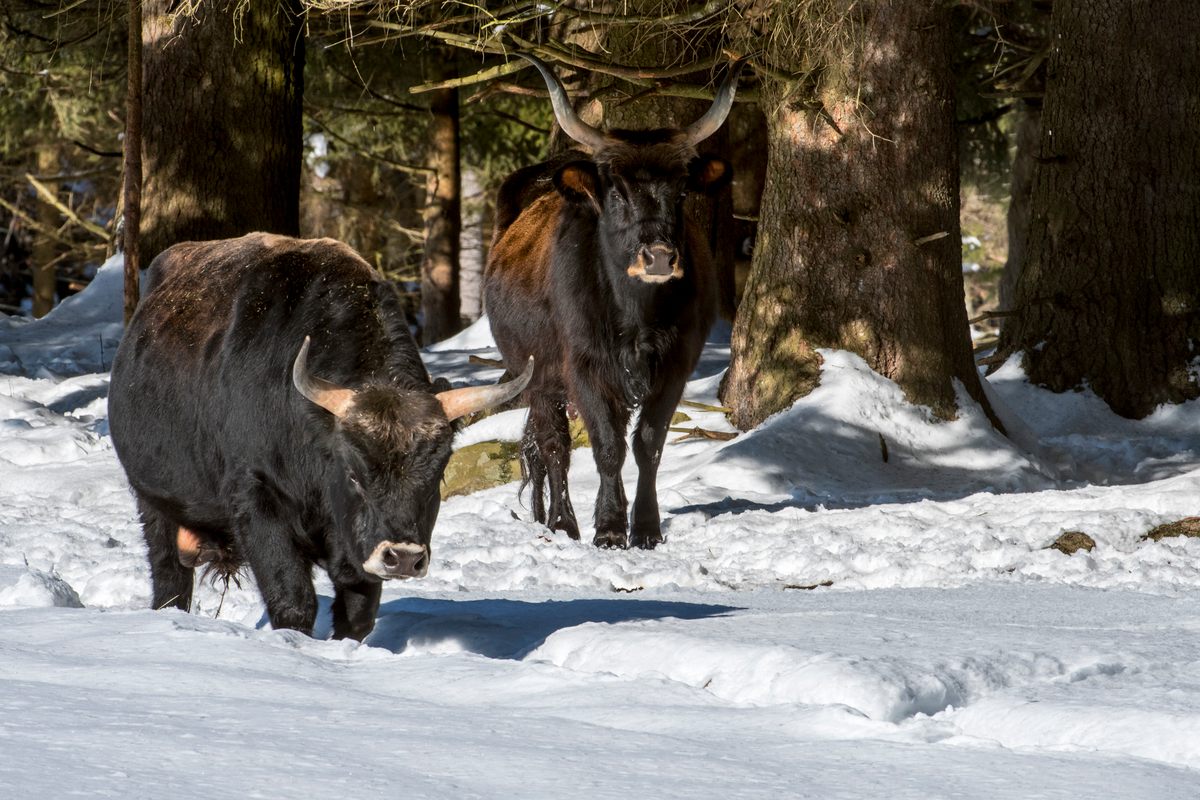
[3,256,1200,797]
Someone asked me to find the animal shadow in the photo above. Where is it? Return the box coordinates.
[355,596,739,660]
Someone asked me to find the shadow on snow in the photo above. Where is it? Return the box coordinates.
[316,596,740,659]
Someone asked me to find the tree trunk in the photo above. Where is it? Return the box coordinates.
[141,0,304,263]
[723,2,994,431]
[420,85,463,346]
[123,0,143,323]
[994,0,1200,418]
[997,101,1040,322]
[31,144,57,318]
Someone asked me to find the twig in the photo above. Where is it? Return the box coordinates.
[25,174,111,241]
[410,59,529,94]
[304,113,434,175]
[976,352,1010,367]
[968,309,1019,325]
[679,399,732,413]
[468,355,506,368]
[913,231,949,246]
[0,196,80,248]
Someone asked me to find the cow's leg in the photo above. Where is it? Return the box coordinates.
[137,495,194,612]
[232,477,317,636]
[527,391,579,539]
[521,429,548,525]
[572,376,630,549]
[629,376,686,550]
[330,578,382,642]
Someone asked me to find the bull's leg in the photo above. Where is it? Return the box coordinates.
[521,430,548,525]
[137,495,194,612]
[232,477,317,636]
[629,377,686,550]
[527,392,579,539]
[572,377,630,549]
[330,578,382,642]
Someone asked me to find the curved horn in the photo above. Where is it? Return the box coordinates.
[293,336,356,418]
[436,357,535,422]
[683,59,746,146]
[517,53,608,152]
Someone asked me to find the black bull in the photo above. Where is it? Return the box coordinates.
[109,233,530,640]
[484,55,743,550]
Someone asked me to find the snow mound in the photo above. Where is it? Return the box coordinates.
[987,354,1200,483]
[424,315,497,352]
[684,350,1054,505]
[0,254,126,376]
[0,564,83,608]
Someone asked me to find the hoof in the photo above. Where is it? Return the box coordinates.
[629,531,663,550]
[593,530,628,549]
[550,519,581,541]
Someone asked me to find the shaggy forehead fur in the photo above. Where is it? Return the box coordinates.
[345,387,449,453]
[594,130,698,176]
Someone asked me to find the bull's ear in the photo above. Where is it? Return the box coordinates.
[554,161,601,210]
[688,156,732,194]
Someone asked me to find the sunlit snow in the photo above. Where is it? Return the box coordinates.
[2,255,1199,797]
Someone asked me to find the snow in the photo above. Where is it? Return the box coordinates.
[3,256,1200,796]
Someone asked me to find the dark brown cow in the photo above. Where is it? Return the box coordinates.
[484,55,742,549]
[109,233,531,639]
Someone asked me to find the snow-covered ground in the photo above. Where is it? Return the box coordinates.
[3,256,1200,797]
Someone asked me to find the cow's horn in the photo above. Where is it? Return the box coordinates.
[436,357,535,422]
[683,59,746,146]
[293,336,356,418]
[518,53,609,152]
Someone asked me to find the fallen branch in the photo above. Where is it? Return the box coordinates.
[669,426,738,443]
[783,580,833,590]
[679,399,732,413]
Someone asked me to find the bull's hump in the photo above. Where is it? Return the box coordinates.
[141,234,380,348]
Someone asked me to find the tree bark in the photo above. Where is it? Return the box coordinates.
[994,0,1200,418]
[31,145,57,318]
[141,0,304,263]
[420,85,463,346]
[997,101,1040,322]
[123,0,143,324]
[723,2,993,431]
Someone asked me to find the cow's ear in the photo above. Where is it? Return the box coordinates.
[688,156,732,194]
[554,161,601,210]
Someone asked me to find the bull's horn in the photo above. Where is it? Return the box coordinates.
[436,357,535,422]
[683,59,746,146]
[518,53,609,152]
[293,336,356,418]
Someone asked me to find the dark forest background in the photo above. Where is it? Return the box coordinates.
[1,0,1196,429]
